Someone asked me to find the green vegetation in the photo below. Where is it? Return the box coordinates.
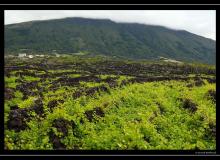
[4,56,216,150]
[5,76,18,88]
[23,76,41,82]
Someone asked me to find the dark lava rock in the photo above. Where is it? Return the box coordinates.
[204,122,216,139]
[73,91,83,99]
[16,81,39,100]
[7,108,30,132]
[31,98,44,116]
[6,98,44,132]
[94,107,105,117]
[47,99,64,111]
[207,89,216,103]
[99,85,109,92]
[58,99,64,104]
[47,100,58,110]
[209,123,216,137]
[119,80,128,87]
[186,83,194,88]
[85,87,99,96]
[85,107,105,122]
[48,130,66,150]
[182,98,197,113]
[206,77,216,84]
[85,110,94,122]
[5,88,15,100]
[52,118,75,136]
[10,104,19,110]
[194,77,205,87]
[49,118,76,150]
[73,85,109,99]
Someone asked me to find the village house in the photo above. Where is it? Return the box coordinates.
[28,55,34,58]
[36,54,45,57]
[159,56,183,64]
[55,53,60,57]
[18,53,27,58]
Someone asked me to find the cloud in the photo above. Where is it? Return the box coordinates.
[4,10,216,40]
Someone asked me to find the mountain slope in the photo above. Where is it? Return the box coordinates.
[4,17,216,64]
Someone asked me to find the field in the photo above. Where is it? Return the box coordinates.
[4,56,216,150]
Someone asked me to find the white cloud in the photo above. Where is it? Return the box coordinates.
[4,10,216,40]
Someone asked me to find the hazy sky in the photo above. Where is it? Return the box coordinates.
[4,10,216,40]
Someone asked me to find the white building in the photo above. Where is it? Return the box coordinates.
[35,54,45,58]
[55,53,60,57]
[28,55,34,58]
[159,56,183,64]
[18,53,27,57]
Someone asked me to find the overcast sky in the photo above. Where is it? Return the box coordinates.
[4,10,216,40]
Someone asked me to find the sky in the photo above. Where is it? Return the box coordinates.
[4,10,216,40]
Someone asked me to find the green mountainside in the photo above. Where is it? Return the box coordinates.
[5,17,216,64]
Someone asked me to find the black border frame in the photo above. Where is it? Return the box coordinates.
[1,4,218,156]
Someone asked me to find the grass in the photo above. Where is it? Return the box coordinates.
[22,76,41,82]
[4,56,216,150]
[5,76,18,88]
[4,80,216,150]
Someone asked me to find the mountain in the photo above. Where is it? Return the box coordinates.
[4,17,216,64]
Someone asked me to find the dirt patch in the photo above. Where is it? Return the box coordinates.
[119,79,128,87]
[14,71,37,77]
[85,87,99,96]
[181,98,197,113]
[143,136,150,143]
[85,107,105,122]
[47,100,59,110]
[7,108,30,132]
[206,89,216,103]
[208,123,216,137]
[52,118,74,136]
[48,130,66,150]
[94,107,105,117]
[84,110,94,122]
[186,83,194,88]
[31,98,44,116]
[72,90,83,99]
[47,99,64,111]
[10,104,19,110]
[73,85,109,99]
[205,77,216,84]
[204,122,216,139]
[7,98,44,132]
[127,76,189,84]
[5,87,15,100]
[99,85,109,92]
[108,81,118,88]
[194,77,205,87]
[85,85,109,96]
[49,118,76,150]
[16,81,40,100]
[52,75,101,87]
[102,77,118,88]
[47,71,82,78]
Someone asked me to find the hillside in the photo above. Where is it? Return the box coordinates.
[4,17,216,64]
